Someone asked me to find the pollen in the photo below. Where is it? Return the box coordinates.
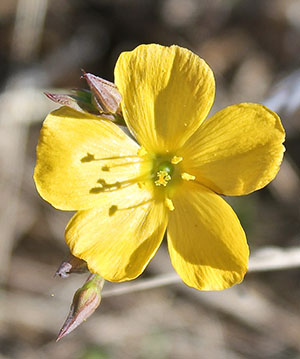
[164,198,175,211]
[181,172,196,181]
[171,156,183,164]
[155,170,171,186]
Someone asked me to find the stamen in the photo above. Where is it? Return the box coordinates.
[181,172,195,181]
[171,156,183,165]
[155,170,171,187]
[164,198,175,211]
[81,153,142,163]
[90,173,149,194]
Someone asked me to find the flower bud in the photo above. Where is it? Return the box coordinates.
[56,274,104,341]
[45,91,97,114]
[83,72,122,115]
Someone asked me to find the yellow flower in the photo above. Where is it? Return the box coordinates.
[34,44,285,290]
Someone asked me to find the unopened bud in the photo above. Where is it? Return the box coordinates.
[45,86,123,123]
[56,274,104,341]
[83,72,122,115]
[45,91,97,114]
[55,254,88,278]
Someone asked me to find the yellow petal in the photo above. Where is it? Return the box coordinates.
[167,182,249,290]
[181,103,285,195]
[34,106,150,210]
[66,200,168,281]
[114,44,215,153]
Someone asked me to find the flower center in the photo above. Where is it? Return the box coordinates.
[154,161,174,187]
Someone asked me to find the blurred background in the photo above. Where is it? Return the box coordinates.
[1,0,300,358]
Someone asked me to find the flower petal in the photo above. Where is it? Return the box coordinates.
[65,200,168,281]
[167,183,249,290]
[114,44,215,153]
[181,103,285,195]
[34,106,150,210]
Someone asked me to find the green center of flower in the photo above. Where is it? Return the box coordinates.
[154,161,174,187]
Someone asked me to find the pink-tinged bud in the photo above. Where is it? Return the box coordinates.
[55,254,88,278]
[45,91,98,115]
[45,88,123,123]
[56,274,104,341]
[83,72,122,115]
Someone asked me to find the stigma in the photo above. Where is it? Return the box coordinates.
[154,160,174,187]
[155,170,171,186]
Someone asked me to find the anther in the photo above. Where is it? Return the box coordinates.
[171,156,183,165]
[181,172,195,181]
[164,198,175,211]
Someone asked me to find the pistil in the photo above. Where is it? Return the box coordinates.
[154,161,174,187]
[155,170,171,186]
